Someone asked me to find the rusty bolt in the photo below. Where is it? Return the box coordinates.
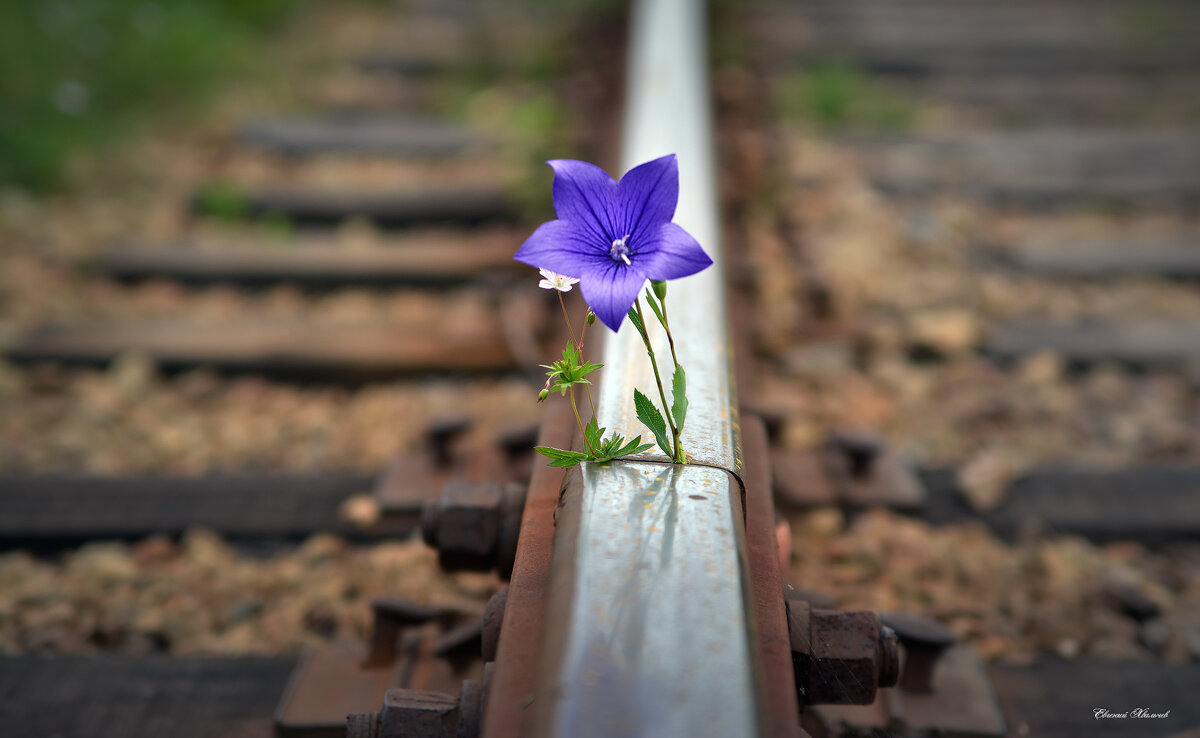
[456,664,493,738]
[787,600,900,705]
[881,612,956,693]
[379,690,460,738]
[366,664,493,738]
[878,625,900,689]
[422,481,504,571]
[422,480,526,576]
[346,712,381,738]
[828,430,884,479]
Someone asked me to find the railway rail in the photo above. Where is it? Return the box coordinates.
[5,0,1200,736]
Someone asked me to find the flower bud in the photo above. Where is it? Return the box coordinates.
[651,280,667,300]
[537,388,550,403]
[586,309,597,325]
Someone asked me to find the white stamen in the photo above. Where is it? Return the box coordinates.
[609,234,632,265]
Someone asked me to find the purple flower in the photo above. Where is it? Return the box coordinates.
[514,154,712,331]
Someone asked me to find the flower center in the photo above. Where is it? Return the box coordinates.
[609,235,632,266]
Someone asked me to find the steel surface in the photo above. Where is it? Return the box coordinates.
[535,463,760,738]
[598,0,740,474]
[532,0,765,735]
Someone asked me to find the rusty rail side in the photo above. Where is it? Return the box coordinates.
[481,404,573,738]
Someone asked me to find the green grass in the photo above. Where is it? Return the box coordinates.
[194,181,250,222]
[0,0,312,191]
[775,62,915,132]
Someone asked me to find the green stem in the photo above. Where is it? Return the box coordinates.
[658,294,680,373]
[578,310,597,421]
[657,294,686,463]
[634,298,682,462]
[570,386,594,456]
[557,292,576,347]
[560,292,597,420]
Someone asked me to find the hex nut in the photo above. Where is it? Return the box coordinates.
[379,689,459,738]
[426,481,505,571]
[788,600,897,705]
[346,712,381,738]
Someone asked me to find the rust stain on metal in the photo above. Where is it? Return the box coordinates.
[482,403,573,738]
[743,415,803,737]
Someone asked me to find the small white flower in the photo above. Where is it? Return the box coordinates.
[537,268,580,292]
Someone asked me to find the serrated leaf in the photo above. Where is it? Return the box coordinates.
[644,287,666,329]
[578,361,603,378]
[671,365,688,433]
[634,389,671,457]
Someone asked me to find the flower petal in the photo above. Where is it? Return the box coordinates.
[635,222,713,280]
[615,154,679,242]
[580,262,647,332]
[548,160,619,246]
[514,220,610,278]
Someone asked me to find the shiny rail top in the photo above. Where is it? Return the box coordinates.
[601,0,740,474]
[533,0,763,736]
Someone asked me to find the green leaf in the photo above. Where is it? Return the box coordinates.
[627,305,645,335]
[584,417,602,451]
[537,444,588,460]
[577,360,603,379]
[671,365,688,433]
[634,389,671,457]
[535,446,588,468]
[644,287,666,329]
[617,435,655,456]
[583,431,655,463]
[559,343,580,370]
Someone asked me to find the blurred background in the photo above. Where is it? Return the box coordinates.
[2,0,1200,734]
